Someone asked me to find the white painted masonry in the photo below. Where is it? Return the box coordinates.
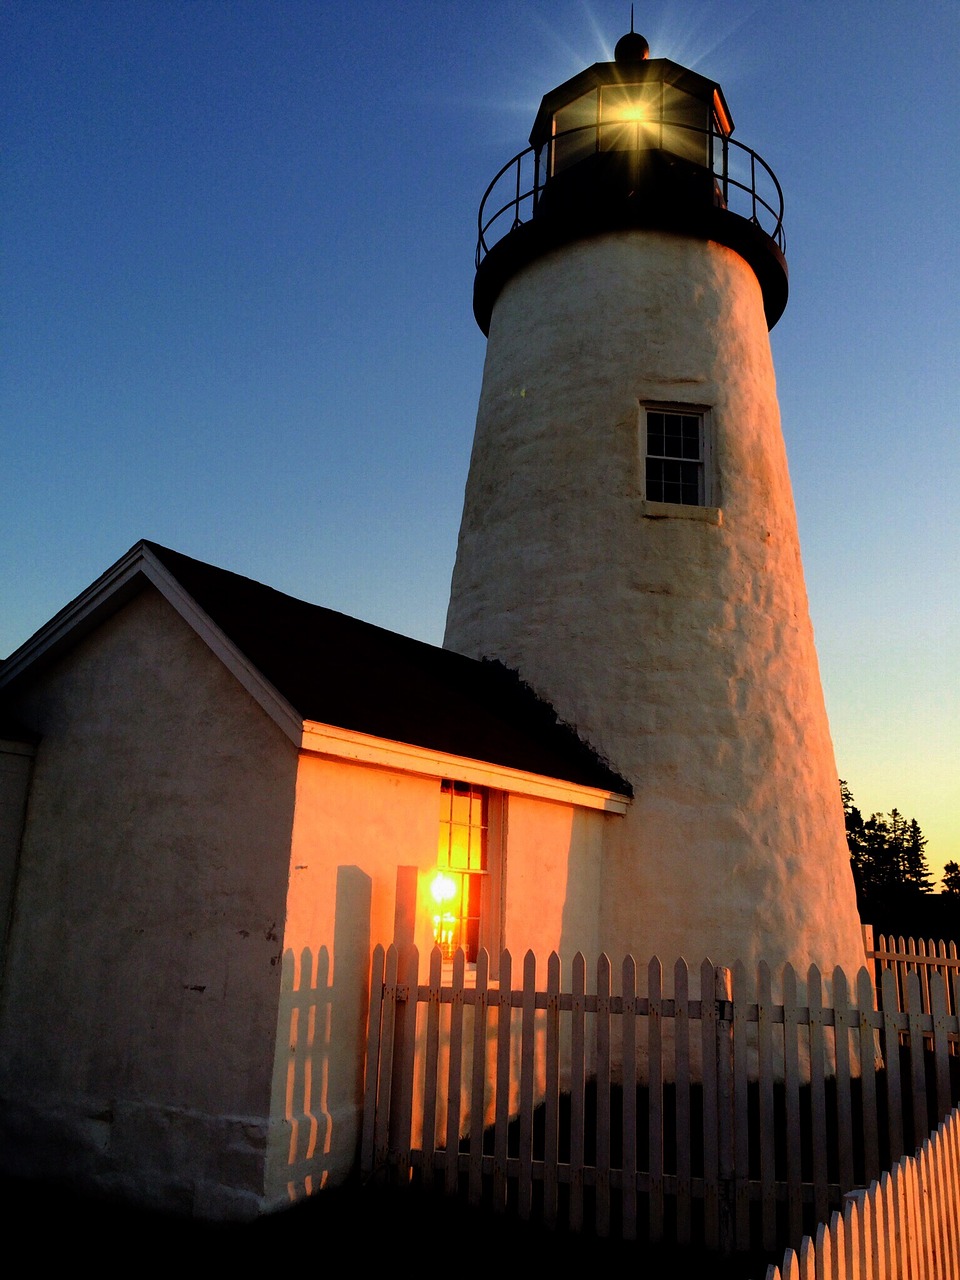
[445,228,866,985]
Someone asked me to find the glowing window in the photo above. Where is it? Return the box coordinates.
[432,781,488,963]
[644,408,709,506]
[598,82,662,153]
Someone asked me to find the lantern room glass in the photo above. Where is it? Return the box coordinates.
[550,80,713,176]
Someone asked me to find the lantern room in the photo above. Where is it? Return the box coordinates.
[531,31,732,181]
[473,28,788,334]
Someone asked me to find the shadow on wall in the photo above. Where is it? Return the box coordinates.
[274,865,371,1200]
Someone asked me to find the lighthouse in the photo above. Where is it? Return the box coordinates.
[444,28,866,982]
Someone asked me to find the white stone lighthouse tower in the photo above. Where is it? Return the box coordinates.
[444,28,866,981]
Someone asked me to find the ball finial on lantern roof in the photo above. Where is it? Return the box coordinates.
[614,29,649,64]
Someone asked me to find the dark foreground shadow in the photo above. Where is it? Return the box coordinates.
[0,1174,775,1277]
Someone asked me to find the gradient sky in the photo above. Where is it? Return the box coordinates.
[3,2,958,882]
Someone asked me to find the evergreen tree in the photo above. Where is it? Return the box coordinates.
[943,861,960,897]
[839,781,933,908]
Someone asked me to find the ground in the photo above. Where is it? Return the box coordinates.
[1,1175,779,1276]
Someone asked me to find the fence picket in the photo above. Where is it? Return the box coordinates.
[569,951,586,1233]
[701,957,720,1250]
[829,1208,855,1280]
[841,1199,857,1280]
[907,972,928,1148]
[648,955,664,1242]
[919,939,932,1021]
[923,1138,939,1278]
[621,955,638,1241]
[733,960,751,1252]
[833,967,855,1191]
[543,951,561,1229]
[716,964,735,1255]
[758,960,777,1251]
[517,950,537,1220]
[929,1127,948,1276]
[782,964,803,1246]
[807,964,830,1227]
[595,953,612,1237]
[374,943,400,1176]
[492,947,512,1213]
[880,968,904,1166]
[467,948,490,1205]
[859,967,880,1186]
[674,957,692,1245]
[393,943,420,1182]
[931,973,951,1123]
[443,948,466,1194]
[948,1111,960,1280]
[941,1122,955,1280]
[889,1166,909,1280]
[360,943,387,1178]
[814,1214,833,1279]
[903,1156,922,1280]
[885,1172,901,1280]
[861,1188,877,1280]
[797,1234,816,1280]
[420,945,443,1187]
[946,1109,960,1279]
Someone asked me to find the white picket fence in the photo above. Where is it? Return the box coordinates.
[760,1105,960,1280]
[865,927,960,1023]
[361,943,960,1257]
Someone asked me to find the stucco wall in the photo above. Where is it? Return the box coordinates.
[268,752,614,1204]
[0,737,34,967]
[267,755,436,1204]
[0,589,298,1217]
[445,228,865,991]
[503,794,606,975]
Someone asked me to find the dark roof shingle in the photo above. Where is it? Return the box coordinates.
[145,542,630,795]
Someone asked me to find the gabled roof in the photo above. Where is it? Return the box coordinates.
[0,541,631,801]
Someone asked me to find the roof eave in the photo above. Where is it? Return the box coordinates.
[300,719,631,813]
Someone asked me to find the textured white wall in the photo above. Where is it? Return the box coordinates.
[0,590,298,1217]
[446,229,866,988]
[0,737,34,965]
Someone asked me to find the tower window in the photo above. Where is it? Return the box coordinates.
[432,780,488,963]
[644,408,708,506]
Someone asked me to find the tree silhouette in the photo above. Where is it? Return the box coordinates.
[943,861,960,897]
[840,781,933,910]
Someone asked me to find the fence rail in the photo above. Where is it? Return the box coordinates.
[761,1105,960,1280]
[362,944,960,1257]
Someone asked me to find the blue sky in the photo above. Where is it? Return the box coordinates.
[3,2,958,881]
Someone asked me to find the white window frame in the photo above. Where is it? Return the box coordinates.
[640,402,718,516]
[433,781,505,972]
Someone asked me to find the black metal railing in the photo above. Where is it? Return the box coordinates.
[476,119,785,269]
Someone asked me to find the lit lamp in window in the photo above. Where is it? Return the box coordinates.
[434,779,487,963]
[430,869,458,959]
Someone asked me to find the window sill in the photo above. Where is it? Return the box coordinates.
[640,499,722,525]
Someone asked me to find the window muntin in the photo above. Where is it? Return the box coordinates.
[644,408,707,506]
[433,780,488,963]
